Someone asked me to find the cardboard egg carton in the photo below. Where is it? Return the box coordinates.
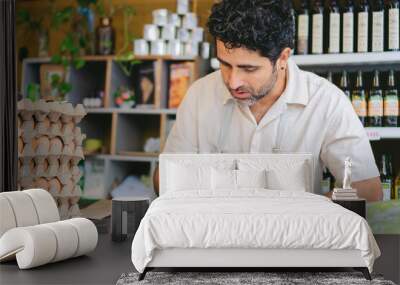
[57,196,81,219]
[20,122,86,146]
[18,99,86,124]
[19,160,83,182]
[20,140,84,160]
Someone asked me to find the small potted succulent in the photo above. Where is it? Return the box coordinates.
[113,86,136,109]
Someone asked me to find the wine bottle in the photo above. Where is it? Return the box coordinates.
[384,70,399,126]
[328,0,340,53]
[372,0,385,52]
[387,0,400,51]
[352,71,367,126]
[340,70,351,99]
[312,0,324,54]
[380,154,393,201]
[368,70,383,127]
[297,0,310,54]
[342,0,355,53]
[357,0,370,52]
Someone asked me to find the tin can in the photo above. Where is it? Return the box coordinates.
[177,28,191,42]
[144,24,160,41]
[168,13,182,27]
[134,39,149,56]
[152,9,169,26]
[184,41,199,57]
[190,27,204,42]
[151,40,167,56]
[177,0,190,15]
[161,25,176,40]
[201,42,210,59]
[182,13,198,29]
[168,40,184,57]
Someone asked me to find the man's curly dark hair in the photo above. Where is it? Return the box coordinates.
[207,0,295,64]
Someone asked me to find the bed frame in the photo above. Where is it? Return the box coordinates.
[138,154,372,281]
[138,248,371,281]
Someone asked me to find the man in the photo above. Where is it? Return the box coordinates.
[154,0,382,201]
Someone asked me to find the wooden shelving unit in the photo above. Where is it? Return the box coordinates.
[21,55,208,198]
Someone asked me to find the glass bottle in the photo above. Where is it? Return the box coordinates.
[96,17,115,55]
[297,0,310,54]
[352,71,367,126]
[368,70,383,127]
[384,70,399,127]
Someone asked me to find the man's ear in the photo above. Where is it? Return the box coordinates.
[277,47,292,70]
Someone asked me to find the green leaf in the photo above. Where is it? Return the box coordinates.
[59,82,72,95]
[51,54,62,64]
[26,83,40,102]
[17,10,30,24]
[51,74,61,88]
[74,58,86,69]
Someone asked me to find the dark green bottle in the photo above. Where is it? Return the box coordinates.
[351,71,367,126]
[368,70,383,127]
[340,70,351,99]
[384,70,399,126]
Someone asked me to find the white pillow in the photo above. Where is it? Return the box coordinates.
[211,168,236,190]
[211,169,267,190]
[266,163,307,191]
[237,169,267,189]
[167,162,211,191]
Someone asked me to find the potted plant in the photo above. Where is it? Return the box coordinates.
[113,86,136,109]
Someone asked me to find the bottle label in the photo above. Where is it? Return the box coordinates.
[384,93,399,116]
[382,182,392,201]
[368,93,383,116]
[312,14,323,54]
[343,12,354,53]
[352,93,367,116]
[357,12,369,52]
[389,8,400,50]
[372,11,384,52]
[329,13,340,53]
[298,15,309,54]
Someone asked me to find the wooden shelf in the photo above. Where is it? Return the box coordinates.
[86,108,177,115]
[86,153,159,162]
[23,55,199,64]
[292,51,400,67]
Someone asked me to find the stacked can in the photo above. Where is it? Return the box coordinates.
[133,0,210,58]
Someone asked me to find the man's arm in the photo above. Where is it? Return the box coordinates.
[325,176,383,202]
[153,165,160,195]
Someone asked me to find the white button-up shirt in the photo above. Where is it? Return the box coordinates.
[163,58,379,193]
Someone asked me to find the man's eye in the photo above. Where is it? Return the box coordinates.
[244,68,257,73]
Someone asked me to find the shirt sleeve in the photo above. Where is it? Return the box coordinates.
[162,83,199,153]
[320,96,379,185]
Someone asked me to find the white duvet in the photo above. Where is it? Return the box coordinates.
[131,190,380,273]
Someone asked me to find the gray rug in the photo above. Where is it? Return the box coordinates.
[116,271,396,285]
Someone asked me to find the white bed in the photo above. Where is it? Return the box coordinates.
[131,154,380,280]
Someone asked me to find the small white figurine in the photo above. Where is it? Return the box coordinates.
[343,157,352,189]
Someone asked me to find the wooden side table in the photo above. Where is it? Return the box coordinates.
[332,199,366,218]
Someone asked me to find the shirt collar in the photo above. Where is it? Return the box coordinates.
[219,58,309,107]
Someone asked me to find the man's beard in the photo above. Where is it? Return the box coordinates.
[229,65,279,106]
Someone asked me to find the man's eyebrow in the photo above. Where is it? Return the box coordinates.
[216,56,260,69]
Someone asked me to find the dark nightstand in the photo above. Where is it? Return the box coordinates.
[332,199,366,218]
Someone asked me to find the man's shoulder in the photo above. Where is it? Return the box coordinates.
[190,70,223,91]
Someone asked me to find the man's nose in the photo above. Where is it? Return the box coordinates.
[227,69,244,90]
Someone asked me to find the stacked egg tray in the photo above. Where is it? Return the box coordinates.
[17,99,87,219]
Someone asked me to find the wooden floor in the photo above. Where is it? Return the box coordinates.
[0,234,398,285]
[0,233,134,285]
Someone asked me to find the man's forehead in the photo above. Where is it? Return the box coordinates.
[216,43,268,67]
